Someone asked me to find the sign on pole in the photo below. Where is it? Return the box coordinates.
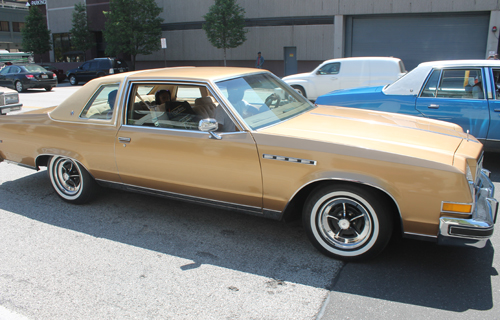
[161,38,167,67]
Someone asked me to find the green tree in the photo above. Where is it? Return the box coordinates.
[103,0,163,70]
[203,0,247,66]
[70,3,95,61]
[21,6,51,63]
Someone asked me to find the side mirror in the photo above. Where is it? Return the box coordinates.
[198,118,221,139]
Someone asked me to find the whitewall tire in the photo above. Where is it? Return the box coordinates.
[48,156,96,204]
[303,184,393,261]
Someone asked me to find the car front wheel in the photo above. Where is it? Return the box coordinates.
[69,75,78,85]
[303,184,393,261]
[45,86,52,91]
[48,156,96,204]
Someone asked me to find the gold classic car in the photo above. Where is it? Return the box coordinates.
[0,67,497,261]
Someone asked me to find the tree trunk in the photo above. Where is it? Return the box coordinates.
[131,54,136,71]
[223,48,227,67]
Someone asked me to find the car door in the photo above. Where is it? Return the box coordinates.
[77,62,92,82]
[415,67,490,139]
[114,81,263,211]
[312,62,341,97]
[486,67,500,141]
[0,66,12,87]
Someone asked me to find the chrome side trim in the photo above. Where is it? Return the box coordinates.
[403,232,437,242]
[262,154,317,165]
[96,180,283,220]
[4,160,37,170]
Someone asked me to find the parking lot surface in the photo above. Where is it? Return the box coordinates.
[0,82,499,319]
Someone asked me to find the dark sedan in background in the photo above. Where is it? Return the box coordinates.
[40,64,67,82]
[0,64,58,92]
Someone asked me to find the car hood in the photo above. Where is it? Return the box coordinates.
[259,105,476,165]
[0,86,18,94]
[282,72,312,81]
[317,86,385,101]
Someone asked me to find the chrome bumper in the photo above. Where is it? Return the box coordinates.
[438,169,498,248]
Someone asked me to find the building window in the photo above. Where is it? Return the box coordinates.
[12,22,25,32]
[53,33,84,62]
[0,21,9,32]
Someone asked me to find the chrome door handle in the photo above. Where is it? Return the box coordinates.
[494,109,500,112]
[428,104,439,109]
[118,137,131,142]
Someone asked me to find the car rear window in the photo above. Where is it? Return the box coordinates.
[24,65,47,72]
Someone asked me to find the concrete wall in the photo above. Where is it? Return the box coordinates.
[46,0,81,33]
[156,0,500,21]
[0,7,28,51]
[44,0,500,75]
[139,24,334,62]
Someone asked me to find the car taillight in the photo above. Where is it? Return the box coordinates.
[109,68,114,74]
[26,74,34,79]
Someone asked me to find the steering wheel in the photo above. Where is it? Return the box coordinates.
[264,93,281,109]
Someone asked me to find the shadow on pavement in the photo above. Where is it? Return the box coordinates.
[332,228,496,312]
[0,167,342,290]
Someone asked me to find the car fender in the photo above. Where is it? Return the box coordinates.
[292,169,402,212]
[36,151,89,172]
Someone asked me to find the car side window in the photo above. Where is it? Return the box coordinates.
[89,61,99,71]
[98,60,109,69]
[420,69,441,97]
[318,62,340,75]
[80,62,90,71]
[493,69,500,99]
[126,83,218,131]
[421,68,483,99]
[10,66,21,74]
[80,84,120,120]
[0,66,10,74]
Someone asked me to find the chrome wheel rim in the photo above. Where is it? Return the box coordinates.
[70,76,76,85]
[317,197,372,250]
[15,82,22,92]
[52,158,82,196]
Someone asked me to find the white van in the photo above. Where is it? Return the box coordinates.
[282,57,406,100]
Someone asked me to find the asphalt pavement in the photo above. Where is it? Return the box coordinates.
[0,81,498,319]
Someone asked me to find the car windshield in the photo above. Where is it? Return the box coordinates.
[215,73,315,130]
[24,65,47,72]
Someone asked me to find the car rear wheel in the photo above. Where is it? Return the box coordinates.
[48,156,96,204]
[15,81,25,93]
[45,86,52,91]
[69,75,78,85]
[303,184,393,261]
[291,85,306,98]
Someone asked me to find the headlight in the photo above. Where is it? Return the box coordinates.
[466,162,473,182]
[466,153,483,185]
[4,93,19,104]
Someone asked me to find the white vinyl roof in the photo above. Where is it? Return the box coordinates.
[383,59,500,95]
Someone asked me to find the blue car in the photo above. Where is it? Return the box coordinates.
[316,60,500,150]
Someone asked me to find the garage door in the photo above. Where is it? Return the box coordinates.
[345,13,490,70]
